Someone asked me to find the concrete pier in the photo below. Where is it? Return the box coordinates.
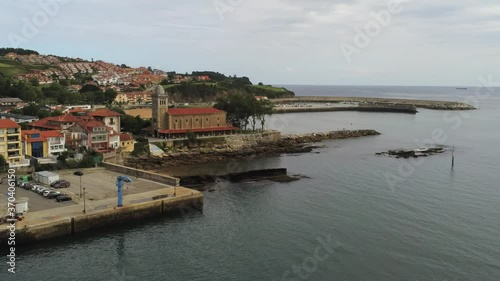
[0,169,203,245]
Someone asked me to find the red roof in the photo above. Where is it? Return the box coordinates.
[168,108,224,116]
[0,119,21,129]
[27,119,60,130]
[80,120,106,128]
[22,130,63,142]
[89,109,121,117]
[159,126,237,134]
[41,130,64,138]
[22,130,47,142]
[120,133,134,141]
[53,113,79,122]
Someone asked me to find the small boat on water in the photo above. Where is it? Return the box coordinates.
[456,87,468,90]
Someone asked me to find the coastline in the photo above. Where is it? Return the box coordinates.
[272,96,476,110]
[124,130,381,170]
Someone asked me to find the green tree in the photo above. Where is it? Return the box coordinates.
[29,78,39,86]
[104,88,117,105]
[0,155,7,172]
[214,93,254,129]
[256,99,274,132]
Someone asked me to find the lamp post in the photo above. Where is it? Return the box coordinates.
[83,187,86,214]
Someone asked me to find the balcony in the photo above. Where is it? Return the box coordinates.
[7,145,20,151]
[9,159,30,168]
[7,137,20,143]
[6,129,20,135]
[7,152,21,158]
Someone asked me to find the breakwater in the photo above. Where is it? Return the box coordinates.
[272,96,476,110]
[125,130,381,170]
[0,187,202,245]
[275,104,418,114]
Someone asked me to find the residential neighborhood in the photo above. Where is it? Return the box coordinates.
[0,104,134,168]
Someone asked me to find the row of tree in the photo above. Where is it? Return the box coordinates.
[0,74,117,106]
[214,93,274,131]
[0,48,38,56]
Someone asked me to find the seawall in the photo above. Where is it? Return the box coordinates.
[272,96,476,110]
[0,192,203,245]
[102,162,180,186]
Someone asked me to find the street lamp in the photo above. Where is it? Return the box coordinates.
[83,187,86,214]
[75,171,83,198]
[79,175,82,198]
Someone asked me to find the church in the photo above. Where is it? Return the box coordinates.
[150,85,237,138]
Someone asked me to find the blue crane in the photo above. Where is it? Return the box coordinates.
[116,176,132,207]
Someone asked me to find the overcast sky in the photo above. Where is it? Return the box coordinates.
[1,0,500,86]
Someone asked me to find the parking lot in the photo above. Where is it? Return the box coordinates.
[0,180,76,212]
[1,168,173,214]
[57,168,172,202]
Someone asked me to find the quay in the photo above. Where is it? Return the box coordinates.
[275,104,418,114]
[0,165,203,245]
[272,96,476,111]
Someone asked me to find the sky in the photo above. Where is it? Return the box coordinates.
[1,0,500,86]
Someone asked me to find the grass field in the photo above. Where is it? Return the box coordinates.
[0,58,48,76]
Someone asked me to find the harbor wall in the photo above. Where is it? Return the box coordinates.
[0,194,203,245]
[101,162,180,186]
[272,96,476,110]
[275,105,418,114]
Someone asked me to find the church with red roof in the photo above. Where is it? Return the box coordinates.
[150,85,237,138]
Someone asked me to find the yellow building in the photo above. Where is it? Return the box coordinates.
[0,119,23,165]
[120,133,135,152]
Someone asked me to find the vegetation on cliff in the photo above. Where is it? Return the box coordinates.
[162,71,295,102]
[214,93,274,130]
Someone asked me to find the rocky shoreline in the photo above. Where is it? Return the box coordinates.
[125,130,381,170]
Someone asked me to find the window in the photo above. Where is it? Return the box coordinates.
[110,118,114,125]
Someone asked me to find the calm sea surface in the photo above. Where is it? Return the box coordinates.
[2,86,500,281]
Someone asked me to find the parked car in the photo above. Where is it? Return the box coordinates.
[22,183,34,190]
[50,180,65,187]
[31,185,41,192]
[54,181,70,189]
[45,191,62,199]
[42,189,55,197]
[56,195,72,202]
[35,186,49,194]
[74,170,83,176]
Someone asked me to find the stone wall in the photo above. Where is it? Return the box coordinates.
[0,194,203,245]
[101,162,180,186]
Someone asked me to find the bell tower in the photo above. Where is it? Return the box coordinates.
[152,85,168,136]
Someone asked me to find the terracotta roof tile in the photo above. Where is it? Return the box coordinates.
[89,109,121,117]
[0,119,21,129]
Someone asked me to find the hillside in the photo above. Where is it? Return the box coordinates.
[0,48,295,104]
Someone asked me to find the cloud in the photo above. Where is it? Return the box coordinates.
[0,0,499,85]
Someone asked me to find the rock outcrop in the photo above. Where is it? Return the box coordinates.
[125,130,381,170]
